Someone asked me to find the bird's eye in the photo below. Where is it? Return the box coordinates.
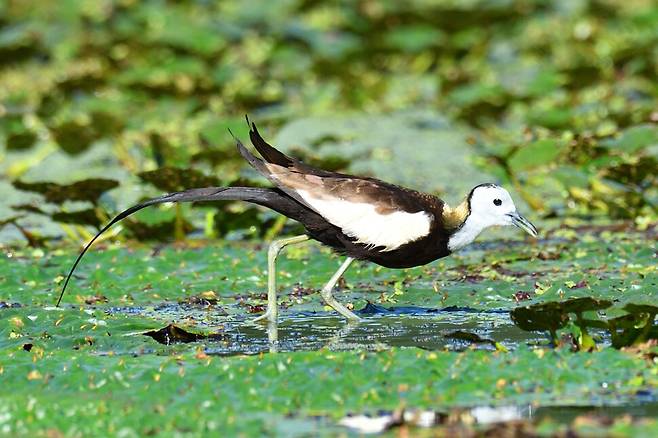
[493,199,502,206]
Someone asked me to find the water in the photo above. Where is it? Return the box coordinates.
[107,302,656,433]
[109,303,544,355]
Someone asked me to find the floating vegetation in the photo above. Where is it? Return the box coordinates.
[1,0,658,435]
[511,298,658,350]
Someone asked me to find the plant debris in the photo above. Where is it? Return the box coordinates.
[143,324,224,345]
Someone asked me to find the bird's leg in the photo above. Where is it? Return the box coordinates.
[320,257,362,321]
[324,319,361,350]
[252,234,309,324]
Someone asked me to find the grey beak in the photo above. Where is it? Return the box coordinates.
[508,212,538,237]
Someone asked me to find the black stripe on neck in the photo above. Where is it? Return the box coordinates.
[453,182,498,234]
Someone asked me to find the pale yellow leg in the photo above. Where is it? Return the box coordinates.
[320,257,361,321]
[252,235,309,324]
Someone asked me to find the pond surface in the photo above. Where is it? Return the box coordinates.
[1,227,656,436]
[109,303,544,355]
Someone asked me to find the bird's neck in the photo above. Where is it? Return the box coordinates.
[442,200,469,230]
[443,199,484,252]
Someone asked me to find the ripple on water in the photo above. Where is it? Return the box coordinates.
[107,304,546,356]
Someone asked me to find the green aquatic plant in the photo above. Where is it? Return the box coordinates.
[511,298,658,350]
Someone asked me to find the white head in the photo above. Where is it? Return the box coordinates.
[448,184,538,251]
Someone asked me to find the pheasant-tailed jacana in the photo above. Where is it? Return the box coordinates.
[57,119,538,322]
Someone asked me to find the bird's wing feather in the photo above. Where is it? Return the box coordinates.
[266,164,437,251]
[239,119,442,251]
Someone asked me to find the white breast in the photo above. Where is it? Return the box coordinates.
[447,215,486,251]
[298,191,432,251]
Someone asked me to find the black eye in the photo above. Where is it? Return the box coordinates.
[493,199,502,206]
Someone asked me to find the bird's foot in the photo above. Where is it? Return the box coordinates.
[251,310,276,324]
[321,292,363,322]
[340,309,363,322]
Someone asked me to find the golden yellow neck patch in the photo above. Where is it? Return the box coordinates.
[442,200,470,230]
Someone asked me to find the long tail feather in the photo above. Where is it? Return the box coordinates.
[234,132,270,176]
[56,186,277,307]
[243,115,343,178]
[245,115,293,167]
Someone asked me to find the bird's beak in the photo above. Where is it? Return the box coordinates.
[508,212,538,237]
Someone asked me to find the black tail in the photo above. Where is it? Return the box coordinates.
[55,186,305,306]
[243,116,344,178]
[246,115,294,167]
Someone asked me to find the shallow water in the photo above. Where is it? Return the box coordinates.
[109,304,546,355]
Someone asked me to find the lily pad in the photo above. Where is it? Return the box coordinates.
[510,301,569,341]
[138,167,221,193]
[5,130,38,151]
[561,297,613,315]
[12,178,119,205]
[508,139,565,172]
[51,209,103,228]
[601,125,658,153]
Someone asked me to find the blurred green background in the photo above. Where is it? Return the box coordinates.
[1,2,658,435]
[1,0,657,246]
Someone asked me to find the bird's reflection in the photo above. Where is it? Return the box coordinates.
[323,319,362,350]
[266,320,279,353]
[262,317,364,353]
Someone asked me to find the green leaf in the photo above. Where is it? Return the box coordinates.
[448,83,505,107]
[384,25,445,52]
[551,166,591,189]
[5,130,38,151]
[526,107,572,129]
[12,178,119,205]
[137,167,221,193]
[601,124,658,153]
[508,139,563,172]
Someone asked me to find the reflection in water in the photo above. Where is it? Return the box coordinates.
[469,402,658,424]
[203,310,542,356]
[339,402,658,434]
[106,303,656,432]
[266,319,278,353]
[261,317,365,354]
[110,304,546,355]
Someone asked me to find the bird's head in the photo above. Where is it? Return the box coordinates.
[468,184,538,237]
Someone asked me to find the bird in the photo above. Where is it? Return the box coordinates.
[57,117,538,322]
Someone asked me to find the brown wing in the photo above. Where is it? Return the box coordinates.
[238,120,442,213]
[238,121,445,250]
